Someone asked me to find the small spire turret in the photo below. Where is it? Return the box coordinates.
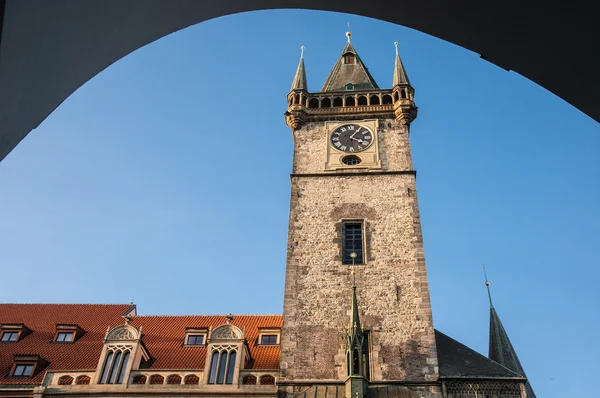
[290,46,307,91]
[285,46,309,130]
[391,41,417,125]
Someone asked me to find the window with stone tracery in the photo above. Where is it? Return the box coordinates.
[208,349,237,384]
[98,347,131,384]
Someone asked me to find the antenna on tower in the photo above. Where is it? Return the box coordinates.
[483,264,494,308]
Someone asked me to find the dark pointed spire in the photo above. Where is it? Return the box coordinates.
[349,278,363,341]
[392,41,411,86]
[290,46,307,91]
[321,32,379,92]
[486,269,537,398]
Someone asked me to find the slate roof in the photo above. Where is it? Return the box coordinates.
[321,42,379,92]
[435,329,524,379]
[0,304,281,385]
[489,308,537,397]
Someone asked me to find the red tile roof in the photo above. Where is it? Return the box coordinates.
[0,304,282,385]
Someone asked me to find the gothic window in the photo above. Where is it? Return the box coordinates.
[321,98,331,107]
[333,97,343,107]
[357,96,367,106]
[370,95,380,105]
[345,96,355,106]
[208,350,237,385]
[342,221,364,264]
[308,98,319,108]
[99,349,131,384]
[382,94,393,104]
[344,54,355,64]
[401,89,407,99]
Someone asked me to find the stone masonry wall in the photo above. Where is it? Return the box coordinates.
[280,118,438,384]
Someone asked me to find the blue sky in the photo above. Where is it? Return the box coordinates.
[1,10,598,397]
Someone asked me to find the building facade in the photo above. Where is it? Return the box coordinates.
[0,33,536,398]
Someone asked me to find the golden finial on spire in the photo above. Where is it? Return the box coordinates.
[483,264,494,308]
[300,45,305,59]
[394,41,399,55]
[346,22,352,43]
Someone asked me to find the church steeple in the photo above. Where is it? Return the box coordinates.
[321,32,379,92]
[290,46,307,91]
[485,268,537,398]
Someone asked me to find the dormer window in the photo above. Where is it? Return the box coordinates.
[94,324,148,385]
[1,332,18,342]
[204,320,248,386]
[54,324,85,343]
[10,355,49,378]
[184,328,208,346]
[56,332,74,342]
[13,364,34,376]
[1,324,31,343]
[344,54,355,64]
[345,82,354,90]
[258,328,281,345]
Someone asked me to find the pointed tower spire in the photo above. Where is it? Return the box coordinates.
[345,271,369,398]
[290,46,307,91]
[321,32,379,92]
[486,269,537,398]
[392,42,411,86]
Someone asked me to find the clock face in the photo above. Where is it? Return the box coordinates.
[330,124,373,153]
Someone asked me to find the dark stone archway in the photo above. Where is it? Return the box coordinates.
[0,1,597,162]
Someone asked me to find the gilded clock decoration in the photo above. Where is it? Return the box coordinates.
[330,124,373,153]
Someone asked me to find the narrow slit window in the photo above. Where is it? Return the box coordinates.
[342,221,364,264]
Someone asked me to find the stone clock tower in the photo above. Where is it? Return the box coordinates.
[279,34,441,397]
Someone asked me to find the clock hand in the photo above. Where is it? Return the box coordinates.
[349,127,361,139]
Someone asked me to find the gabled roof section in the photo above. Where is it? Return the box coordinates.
[321,41,379,92]
[392,42,411,86]
[290,47,307,91]
[435,329,523,379]
[489,308,537,397]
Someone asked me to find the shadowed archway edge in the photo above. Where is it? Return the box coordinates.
[0,0,597,162]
